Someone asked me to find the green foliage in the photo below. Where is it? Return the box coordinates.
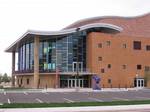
[0,73,11,83]
[0,73,2,83]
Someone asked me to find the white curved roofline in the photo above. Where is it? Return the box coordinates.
[29,23,122,35]
[5,23,123,52]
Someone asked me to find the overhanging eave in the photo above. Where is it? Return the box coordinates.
[5,23,123,52]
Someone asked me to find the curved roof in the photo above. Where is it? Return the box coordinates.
[25,23,122,35]
[5,12,150,52]
[64,12,150,37]
[5,23,122,52]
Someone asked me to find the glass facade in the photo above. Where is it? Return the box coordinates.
[18,42,34,72]
[18,31,86,73]
[39,39,56,72]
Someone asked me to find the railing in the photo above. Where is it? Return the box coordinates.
[67,68,91,73]
[14,69,56,74]
[14,68,91,74]
[14,70,34,74]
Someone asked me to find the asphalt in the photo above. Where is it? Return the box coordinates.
[0,89,150,103]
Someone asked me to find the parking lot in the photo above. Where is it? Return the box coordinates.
[0,89,150,103]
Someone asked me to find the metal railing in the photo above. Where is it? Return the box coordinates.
[14,68,91,74]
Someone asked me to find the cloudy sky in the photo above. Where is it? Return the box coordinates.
[0,0,149,75]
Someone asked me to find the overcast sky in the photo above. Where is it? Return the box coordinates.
[0,0,150,75]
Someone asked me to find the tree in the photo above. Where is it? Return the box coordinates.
[0,73,2,84]
[2,73,10,83]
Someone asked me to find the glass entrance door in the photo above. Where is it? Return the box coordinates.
[135,78,144,88]
[60,75,91,88]
[68,78,83,88]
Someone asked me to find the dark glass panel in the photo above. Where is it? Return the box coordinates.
[26,44,30,70]
[133,41,141,50]
[30,43,34,70]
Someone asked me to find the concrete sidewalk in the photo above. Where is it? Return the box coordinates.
[0,104,150,112]
[42,88,143,92]
[0,88,147,93]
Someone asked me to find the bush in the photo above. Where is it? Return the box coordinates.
[0,85,3,89]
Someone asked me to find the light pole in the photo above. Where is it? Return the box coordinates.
[75,27,80,92]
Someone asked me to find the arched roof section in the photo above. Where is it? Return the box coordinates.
[5,23,122,52]
[5,12,150,52]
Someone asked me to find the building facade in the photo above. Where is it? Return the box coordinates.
[6,13,150,89]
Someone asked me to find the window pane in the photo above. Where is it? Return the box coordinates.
[146,45,150,51]
[98,57,102,61]
[26,44,30,70]
[137,65,142,70]
[98,43,102,48]
[122,65,127,69]
[106,41,111,46]
[101,68,105,73]
[108,64,111,68]
[133,41,141,50]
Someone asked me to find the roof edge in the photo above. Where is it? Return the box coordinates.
[5,23,122,52]
[64,12,150,29]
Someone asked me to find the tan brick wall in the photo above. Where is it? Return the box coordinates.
[16,75,34,88]
[38,75,56,88]
[16,74,56,88]
[87,32,150,88]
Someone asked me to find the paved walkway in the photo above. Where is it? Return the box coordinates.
[43,88,144,92]
[42,88,131,92]
[0,88,143,93]
[0,104,150,112]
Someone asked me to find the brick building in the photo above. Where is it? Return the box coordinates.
[5,13,150,89]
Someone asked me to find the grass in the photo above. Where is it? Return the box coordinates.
[3,87,30,89]
[0,100,150,108]
[2,87,42,92]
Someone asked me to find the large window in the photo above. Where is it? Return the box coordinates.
[39,40,56,71]
[30,43,34,70]
[19,46,22,70]
[43,41,48,70]
[18,43,34,71]
[22,44,26,70]
[18,31,87,73]
[26,44,30,70]
[133,41,141,50]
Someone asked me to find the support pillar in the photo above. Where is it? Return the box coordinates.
[12,51,15,87]
[55,69,59,88]
[34,36,40,89]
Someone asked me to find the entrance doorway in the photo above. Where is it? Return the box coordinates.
[68,78,84,88]
[134,78,144,88]
[60,75,90,88]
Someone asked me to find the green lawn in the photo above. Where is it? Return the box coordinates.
[2,87,42,92]
[0,100,150,108]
